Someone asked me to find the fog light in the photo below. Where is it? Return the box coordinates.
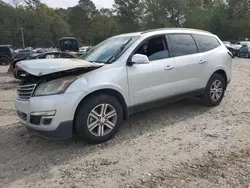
[30,110,56,116]
[42,118,53,125]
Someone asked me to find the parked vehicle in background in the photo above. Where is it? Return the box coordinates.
[14,49,34,60]
[223,41,232,48]
[238,44,250,58]
[236,41,250,46]
[223,41,235,57]
[14,51,78,79]
[233,41,250,56]
[79,46,92,54]
[15,28,232,144]
[0,45,14,65]
[58,37,79,52]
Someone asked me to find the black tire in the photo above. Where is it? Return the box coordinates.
[75,94,123,144]
[0,57,10,65]
[202,73,226,107]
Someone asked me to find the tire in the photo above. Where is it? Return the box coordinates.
[202,73,226,107]
[75,94,123,144]
[0,57,10,65]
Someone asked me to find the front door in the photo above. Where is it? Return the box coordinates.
[127,36,177,106]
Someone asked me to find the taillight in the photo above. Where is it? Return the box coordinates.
[15,64,19,68]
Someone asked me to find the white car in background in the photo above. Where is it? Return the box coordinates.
[79,46,91,53]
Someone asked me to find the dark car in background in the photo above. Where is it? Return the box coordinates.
[238,44,250,58]
[58,37,79,52]
[0,45,14,65]
[14,51,78,79]
[14,49,34,60]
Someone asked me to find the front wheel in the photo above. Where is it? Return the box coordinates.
[202,73,226,107]
[75,94,123,144]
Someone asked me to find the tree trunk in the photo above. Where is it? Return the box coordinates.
[7,60,14,73]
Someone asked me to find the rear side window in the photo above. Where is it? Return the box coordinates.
[194,34,221,52]
[168,34,198,57]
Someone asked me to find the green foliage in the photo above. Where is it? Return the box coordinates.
[0,0,249,47]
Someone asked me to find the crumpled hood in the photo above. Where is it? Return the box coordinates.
[18,58,104,76]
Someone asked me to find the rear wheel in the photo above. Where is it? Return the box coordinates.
[75,94,123,144]
[202,73,226,107]
[0,57,10,65]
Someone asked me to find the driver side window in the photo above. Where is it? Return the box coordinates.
[135,37,169,61]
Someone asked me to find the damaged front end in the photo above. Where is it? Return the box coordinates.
[16,59,103,99]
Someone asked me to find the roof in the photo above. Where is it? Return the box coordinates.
[142,28,212,34]
[114,28,214,38]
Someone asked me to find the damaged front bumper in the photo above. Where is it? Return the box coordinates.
[15,92,84,139]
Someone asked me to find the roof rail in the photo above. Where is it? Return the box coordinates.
[141,28,212,34]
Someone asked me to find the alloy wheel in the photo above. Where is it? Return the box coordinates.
[210,80,223,102]
[87,104,117,137]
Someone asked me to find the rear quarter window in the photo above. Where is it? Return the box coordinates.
[194,34,221,52]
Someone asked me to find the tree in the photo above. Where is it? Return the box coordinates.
[68,0,97,44]
[1,0,250,49]
[9,0,23,7]
[114,0,144,33]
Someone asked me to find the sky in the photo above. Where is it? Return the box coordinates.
[4,0,114,9]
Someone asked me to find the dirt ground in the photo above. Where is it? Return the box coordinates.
[0,58,250,188]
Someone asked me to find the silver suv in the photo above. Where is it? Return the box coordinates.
[16,28,232,143]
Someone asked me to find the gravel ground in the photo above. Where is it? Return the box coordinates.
[0,58,250,188]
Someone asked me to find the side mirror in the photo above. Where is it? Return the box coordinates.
[131,54,150,65]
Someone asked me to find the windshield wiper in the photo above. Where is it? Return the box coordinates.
[106,38,132,64]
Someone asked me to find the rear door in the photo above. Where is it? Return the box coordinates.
[168,34,204,94]
[193,34,223,85]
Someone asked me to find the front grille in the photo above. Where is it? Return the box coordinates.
[17,111,27,121]
[30,115,42,125]
[17,84,36,100]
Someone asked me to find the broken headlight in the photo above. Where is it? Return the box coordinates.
[34,76,77,96]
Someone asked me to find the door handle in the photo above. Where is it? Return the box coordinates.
[199,60,206,64]
[165,65,174,70]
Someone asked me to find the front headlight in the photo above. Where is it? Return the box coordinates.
[34,76,77,96]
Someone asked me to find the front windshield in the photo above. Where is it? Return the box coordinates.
[80,36,140,64]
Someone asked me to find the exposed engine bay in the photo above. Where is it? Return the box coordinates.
[19,67,96,86]
[16,58,104,86]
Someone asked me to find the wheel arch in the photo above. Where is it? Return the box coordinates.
[213,69,228,87]
[73,89,129,131]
